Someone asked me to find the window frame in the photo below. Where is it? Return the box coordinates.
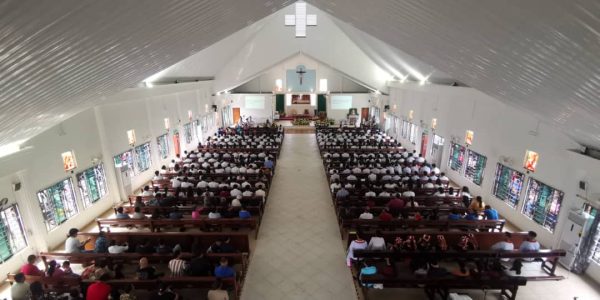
[134,142,152,174]
[521,177,564,233]
[448,143,466,173]
[464,149,487,186]
[157,134,170,160]
[0,204,28,262]
[36,177,79,232]
[76,163,108,207]
[492,163,525,209]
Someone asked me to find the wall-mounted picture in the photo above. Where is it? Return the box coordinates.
[524,150,539,172]
[61,151,77,172]
[465,130,474,145]
[127,129,136,146]
[291,94,311,104]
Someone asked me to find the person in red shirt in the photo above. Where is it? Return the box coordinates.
[386,197,405,217]
[378,208,393,221]
[86,273,112,300]
[20,255,44,276]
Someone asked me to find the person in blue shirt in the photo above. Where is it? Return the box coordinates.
[483,205,499,220]
[463,209,479,221]
[214,257,236,278]
[94,231,109,253]
[447,209,462,221]
[115,207,130,219]
[263,157,274,170]
[239,207,251,219]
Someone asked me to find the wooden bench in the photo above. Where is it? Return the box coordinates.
[78,232,250,254]
[340,219,506,238]
[39,252,248,277]
[359,274,527,300]
[96,217,260,239]
[118,205,264,224]
[127,195,266,206]
[6,273,240,300]
[348,231,565,279]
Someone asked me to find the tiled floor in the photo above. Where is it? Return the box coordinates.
[241,134,358,300]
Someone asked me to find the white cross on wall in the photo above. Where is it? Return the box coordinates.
[285,2,317,37]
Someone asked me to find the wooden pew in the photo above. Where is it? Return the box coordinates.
[5,273,80,294]
[39,252,248,277]
[340,219,506,238]
[127,195,266,207]
[96,217,260,239]
[78,232,250,254]
[118,205,264,224]
[359,274,527,300]
[347,231,565,279]
[6,273,240,300]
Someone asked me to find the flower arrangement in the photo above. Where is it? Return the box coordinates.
[292,118,311,126]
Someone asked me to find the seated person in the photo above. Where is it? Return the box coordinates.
[115,207,130,219]
[491,232,514,261]
[519,231,541,251]
[108,240,129,254]
[168,250,187,276]
[137,257,162,279]
[346,234,368,267]
[155,239,170,254]
[378,208,393,221]
[427,260,449,277]
[214,257,236,278]
[131,206,146,219]
[447,209,462,221]
[151,282,180,300]
[65,228,92,253]
[188,251,212,277]
[20,255,44,276]
[483,205,499,220]
[135,239,154,254]
[10,273,30,300]
[94,231,109,253]
[463,209,479,221]
[358,207,374,220]
[46,260,65,278]
[468,196,485,213]
[239,207,251,219]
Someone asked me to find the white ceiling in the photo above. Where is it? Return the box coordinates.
[1,0,600,149]
[0,0,293,148]
[305,0,600,148]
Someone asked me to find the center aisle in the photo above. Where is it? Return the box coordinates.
[241,134,358,300]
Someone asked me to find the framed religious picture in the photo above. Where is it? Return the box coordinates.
[62,150,77,172]
[465,130,474,145]
[524,150,539,172]
[291,94,311,104]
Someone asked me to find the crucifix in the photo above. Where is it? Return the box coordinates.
[296,65,306,85]
[285,1,317,37]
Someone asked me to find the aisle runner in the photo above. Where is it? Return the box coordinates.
[241,134,357,300]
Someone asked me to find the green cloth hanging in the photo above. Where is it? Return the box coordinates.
[275,94,285,113]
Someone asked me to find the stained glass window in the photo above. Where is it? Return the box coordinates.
[134,142,152,174]
[37,178,79,231]
[492,164,525,209]
[448,143,466,172]
[157,134,169,159]
[0,205,28,262]
[77,164,108,207]
[464,150,487,186]
[521,178,563,232]
[183,123,193,144]
[113,150,134,177]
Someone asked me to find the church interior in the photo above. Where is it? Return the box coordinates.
[1,1,600,299]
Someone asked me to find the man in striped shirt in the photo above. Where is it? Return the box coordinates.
[168,250,187,276]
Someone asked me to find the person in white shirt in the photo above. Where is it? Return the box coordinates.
[171,177,182,188]
[108,241,129,254]
[208,181,219,189]
[402,189,416,198]
[255,188,266,199]
[153,171,164,181]
[242,188,254,197]
[352,167,362,174]
[439,172,449,182]
[359,208,374,219]
[491,232,515,261]
[421,165,431,175]
[432,164,441,175]
[231,196,242,207]
[378,191,391,197]
[65,228,91,253]
[141,186,153,197]
[197,180,208,189]
[159,166,168,175]
[367,231,387,251]
[330,173,340,182]
[181,180,194,188]
[131,206,146,219]
[424,180,435,189]
[230,188,242,197]
[365,190,377,197]
[433,187,446,197]
[208,209,222,219]
[416,155,425,164]
[519,231,541,251]
[347,174,358,181]
[330,180,341,193]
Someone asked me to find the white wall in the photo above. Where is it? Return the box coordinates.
[326,93,372,122]
[218,94,275,124]
[0,82,216,279]
[387,82,600,282]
